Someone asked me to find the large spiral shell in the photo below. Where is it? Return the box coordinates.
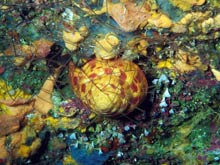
[69,58,148,117]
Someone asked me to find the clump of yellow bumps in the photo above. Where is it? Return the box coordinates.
[63,26,89,51]
[169,0,206,11]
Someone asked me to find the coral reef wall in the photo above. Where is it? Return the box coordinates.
[1,0,220,164]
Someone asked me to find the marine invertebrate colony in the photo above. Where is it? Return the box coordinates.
[169,0,206,11]
[76,0,172,32]
[3,38,53,66]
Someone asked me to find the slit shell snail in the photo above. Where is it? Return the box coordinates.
[69,33,148,116]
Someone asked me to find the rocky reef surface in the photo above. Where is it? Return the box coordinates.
[0,0,220,164]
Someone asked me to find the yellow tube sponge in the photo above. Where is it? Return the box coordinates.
[148,12,172,28]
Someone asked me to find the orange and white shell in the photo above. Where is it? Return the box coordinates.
[69,58,148,116]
